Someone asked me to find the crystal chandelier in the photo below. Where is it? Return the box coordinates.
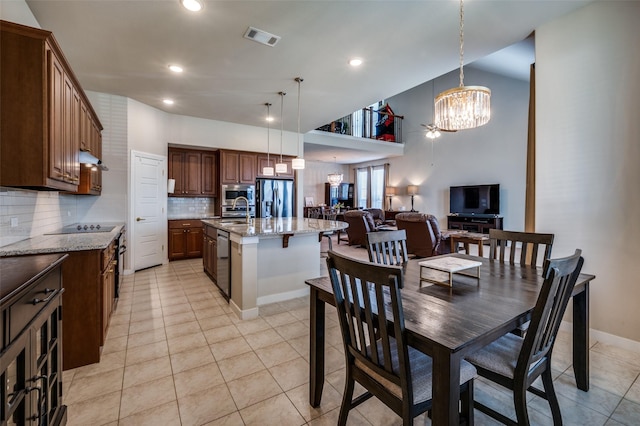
[262,103,274,176]
[275,91,288,174]
[291,77,305,170]
[327,157,343,187]
[434,0,491,131]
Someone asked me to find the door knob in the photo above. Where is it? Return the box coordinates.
[136,217,146,221]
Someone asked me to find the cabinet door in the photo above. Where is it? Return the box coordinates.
[66,83,80,186]
[256,155,276,178]
[220,151,240,184]
[238,153,257,184]
[201,152,217,196]
[168,150,185,195]
[186,227,203,258]
[202,234,210,273]
[211,238,218,281]
[49,50,65,184]
[31,297,64,425]
[0,331,30,425]
[184,151,201,195]
[168,228,187,260]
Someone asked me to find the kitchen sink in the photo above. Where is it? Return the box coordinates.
[218,219,249,225]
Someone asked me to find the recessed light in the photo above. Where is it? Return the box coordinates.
[180,0,203,12]
[349,58,363,67]
[168,64,183,73]
[163,99,175,105]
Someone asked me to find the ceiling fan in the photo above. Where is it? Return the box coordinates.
[420,123,457,139]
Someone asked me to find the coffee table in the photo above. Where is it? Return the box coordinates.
[450,231,490,256]
[419,256,482,287]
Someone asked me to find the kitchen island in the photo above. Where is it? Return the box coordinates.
[202,217,347,320]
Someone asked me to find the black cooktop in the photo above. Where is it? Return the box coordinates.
[48,224,116,234]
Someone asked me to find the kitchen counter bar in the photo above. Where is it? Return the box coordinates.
[0,224,125,256]
[202,218,347,320]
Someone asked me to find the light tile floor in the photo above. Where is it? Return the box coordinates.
[63,237,640,425]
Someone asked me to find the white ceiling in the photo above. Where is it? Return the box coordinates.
[24,0,592,160]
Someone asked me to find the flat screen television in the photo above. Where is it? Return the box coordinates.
[449,184,500,216]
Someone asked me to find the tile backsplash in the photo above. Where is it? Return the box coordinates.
[167,197,217,219]
[0,187,78,247]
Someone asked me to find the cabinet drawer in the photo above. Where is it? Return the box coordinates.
[205,224,217,238]
[169,219,203,229]
[9,271,62,343]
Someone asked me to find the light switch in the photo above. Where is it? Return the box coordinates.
[10,217,18,227]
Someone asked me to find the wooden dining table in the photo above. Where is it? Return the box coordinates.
[306,253,595,425]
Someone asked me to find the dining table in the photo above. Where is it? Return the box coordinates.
[306,253,595,425]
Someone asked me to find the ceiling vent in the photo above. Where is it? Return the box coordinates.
[243,26,280,47]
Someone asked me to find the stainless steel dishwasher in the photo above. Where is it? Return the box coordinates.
[216,229,231,299]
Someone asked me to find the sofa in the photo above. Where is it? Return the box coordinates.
[395,212,450,258]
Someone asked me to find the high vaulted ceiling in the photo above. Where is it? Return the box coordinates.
[24,0,592,136]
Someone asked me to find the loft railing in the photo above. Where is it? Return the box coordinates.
[316,106,403,143]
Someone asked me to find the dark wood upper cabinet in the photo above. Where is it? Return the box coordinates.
[220,150,256,184]
[0,20,102,192]
[168,147,217,197]
[201,152,217,196]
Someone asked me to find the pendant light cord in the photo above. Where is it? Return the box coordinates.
[459,0,465,87]
[296,78,302,156]
[279,92,285,163]
[266,103,271,162]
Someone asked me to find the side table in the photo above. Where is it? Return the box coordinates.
[450,232,490,257]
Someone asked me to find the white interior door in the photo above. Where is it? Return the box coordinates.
[131,150,166,271]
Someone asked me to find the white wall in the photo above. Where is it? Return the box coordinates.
[354,67,530,229]
[536,1,640,342]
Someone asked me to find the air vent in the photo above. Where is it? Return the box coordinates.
[243,26,280,47]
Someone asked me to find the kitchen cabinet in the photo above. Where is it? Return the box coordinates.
[168,148,217,197]
[220,150,256,184]
[256,154,295,178]
[0,20,102,192]
[101,240,117,345]
[202,223,218,281]
[0,254,68,426]
[168,220,204,260]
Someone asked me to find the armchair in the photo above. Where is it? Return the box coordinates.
[343,210,382,247]
[395,213,448,258]
[364,208,385,227]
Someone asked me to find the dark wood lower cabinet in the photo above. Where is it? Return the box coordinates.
[168,220,203,260]
[202,224,217,281]
[1,254,68,426]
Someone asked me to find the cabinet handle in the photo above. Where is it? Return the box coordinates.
[182,223,191,226]
[31,289,57,305]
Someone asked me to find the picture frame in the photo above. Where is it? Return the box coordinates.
[305,197,314,207]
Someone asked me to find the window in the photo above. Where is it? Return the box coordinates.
[356,164,387,208]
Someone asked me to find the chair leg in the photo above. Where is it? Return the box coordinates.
[513,385,530,426]
[460,380,475,426]
[338,374,355,426]
[542,367,563,425]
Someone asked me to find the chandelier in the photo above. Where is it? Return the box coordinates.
[434,0,491,131]
[327,157,343,187]
[292,77,305,170]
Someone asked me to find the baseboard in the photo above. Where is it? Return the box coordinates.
[257,287,310,307]
[560,320,640,353]
[230,299,259,320]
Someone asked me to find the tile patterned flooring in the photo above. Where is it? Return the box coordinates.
[63,238,640,425]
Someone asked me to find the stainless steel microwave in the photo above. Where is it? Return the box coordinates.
[221,184,255,206]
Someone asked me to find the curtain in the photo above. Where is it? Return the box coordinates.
[525,63,536,232]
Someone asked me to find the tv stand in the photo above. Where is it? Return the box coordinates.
[447,214,503,234]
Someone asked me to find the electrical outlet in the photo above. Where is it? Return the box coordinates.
[10,217,18,227]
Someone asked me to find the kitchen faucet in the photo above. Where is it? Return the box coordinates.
[232,196,251,224]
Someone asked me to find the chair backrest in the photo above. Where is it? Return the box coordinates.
[489,229,554,267]
[343,210,376,246]
[322,207,338,221]
[308,207,322,219]
[516,249,583,377]
[395,212,440,257]
[366,229,408,267]
[364,208,385,226]
[326,250,411,399]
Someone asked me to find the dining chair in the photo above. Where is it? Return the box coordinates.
[489,229,554,268]
[326,250,477,426]
[366,229,408,267]
[465,249,584,426]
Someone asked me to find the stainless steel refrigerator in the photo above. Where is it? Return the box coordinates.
[256,178,294,218]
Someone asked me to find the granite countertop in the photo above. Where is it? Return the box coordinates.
[0,224,125,257]
[201,217,347,237]
[168,215,221,220]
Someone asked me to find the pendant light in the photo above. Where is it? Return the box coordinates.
[327,157,343,187]
[262,103,274,176]
[275,91,288,174]
[291,77,305,170]
[434,0,491,131]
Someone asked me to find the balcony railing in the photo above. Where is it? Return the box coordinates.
[316,105,403,143]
